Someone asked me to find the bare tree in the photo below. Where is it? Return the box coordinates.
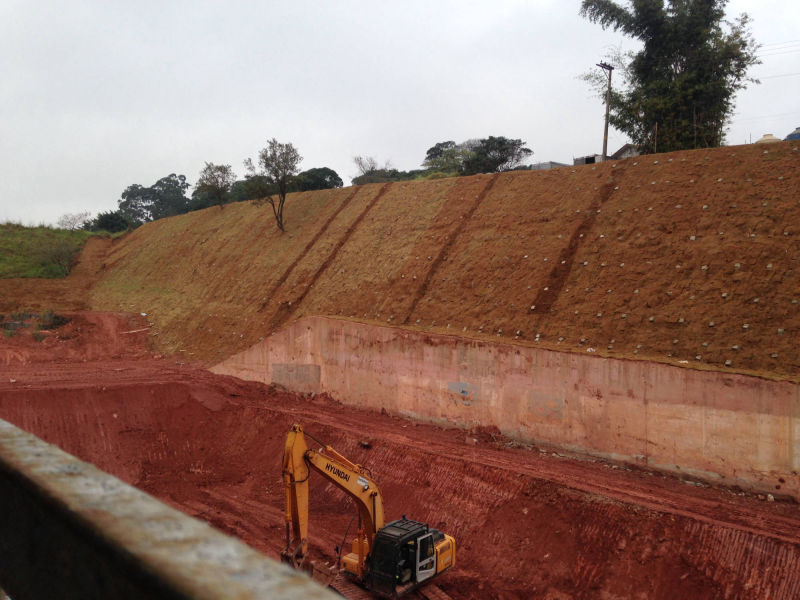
[353,155,379,176]
[353,155,393,177]
[244,139,302,232]
[57,211,91,231]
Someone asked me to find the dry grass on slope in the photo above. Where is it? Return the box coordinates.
[88,142,799,379]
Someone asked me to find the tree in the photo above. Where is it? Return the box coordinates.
[422,141,474,174]
[228,176,275,204]
[423,141,456,164]
[352,155,383,177]
[88,210,130,233]
[57,211,92,231]
[244,139,302,232]
[580,0,759,153]
[193,162,236,210]
[117,174,190,227]
[351,155,394,185]
[148,174,191,219]
[461,137,532,175]
[419,138,532,176]
[351,156,425,185]
[293,167,343,191]
[117,184,150,226]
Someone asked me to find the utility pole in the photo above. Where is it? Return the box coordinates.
[597,62,614,161]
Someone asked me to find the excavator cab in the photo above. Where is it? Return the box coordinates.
[364,518,455,598]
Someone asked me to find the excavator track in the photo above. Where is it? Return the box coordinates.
[328,574,455,600]
[328,574,377,599]
[415,584,454,600]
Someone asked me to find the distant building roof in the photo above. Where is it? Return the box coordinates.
[530,161,569,171]
[785,127,800,141]
[755,133,782,144]
[610,143,639,160]
[573,154,602,165]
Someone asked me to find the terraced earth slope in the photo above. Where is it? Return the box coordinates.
[62,141,796,379]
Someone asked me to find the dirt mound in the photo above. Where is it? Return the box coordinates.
[78,142,799,379]
[0,311,152,366]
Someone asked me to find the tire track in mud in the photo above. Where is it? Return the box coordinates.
[267,183,393,331]
[530,166,624,314]
[402,174,500,325]
[258,186,364,312]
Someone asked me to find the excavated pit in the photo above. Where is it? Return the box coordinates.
[1,318,799,599]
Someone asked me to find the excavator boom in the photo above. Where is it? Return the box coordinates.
[282,423,311,563]
[282,424,384,569]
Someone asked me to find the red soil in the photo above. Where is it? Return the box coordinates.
[1,314,798,599]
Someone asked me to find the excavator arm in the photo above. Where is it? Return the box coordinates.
[281,424,312,564]
[282,424,385,572]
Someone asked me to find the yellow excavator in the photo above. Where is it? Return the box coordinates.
[281,424,456,598]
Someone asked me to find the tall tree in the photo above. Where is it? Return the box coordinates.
[244,138,302,232]
[193,162,236,209]
[228,176,275,204]
[580,0,759,153]
[89,210,130,233]
[461,137,532,175]
[422,141,474,174]
[293,167,343,191]
[117,174,190,227]
[148,174,191,219]
[420,138,532,175]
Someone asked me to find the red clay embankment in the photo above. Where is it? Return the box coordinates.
[79,142,799,382]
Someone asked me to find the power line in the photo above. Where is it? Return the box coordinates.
[759,39,800,48]
[730,110,800,124]
[758,48,800,58]
[759,71,800,80]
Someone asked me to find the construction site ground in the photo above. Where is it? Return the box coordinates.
[1,313,798,599]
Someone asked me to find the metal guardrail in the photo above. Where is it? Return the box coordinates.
[0,418,337,600]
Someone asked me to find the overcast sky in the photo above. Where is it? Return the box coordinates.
[2,0,798,226]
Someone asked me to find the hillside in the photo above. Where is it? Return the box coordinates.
[0,224,99,278]
[6,142,797,379]
[0,236,112,312]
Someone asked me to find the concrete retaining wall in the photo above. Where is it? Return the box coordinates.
[212,316,800,499]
